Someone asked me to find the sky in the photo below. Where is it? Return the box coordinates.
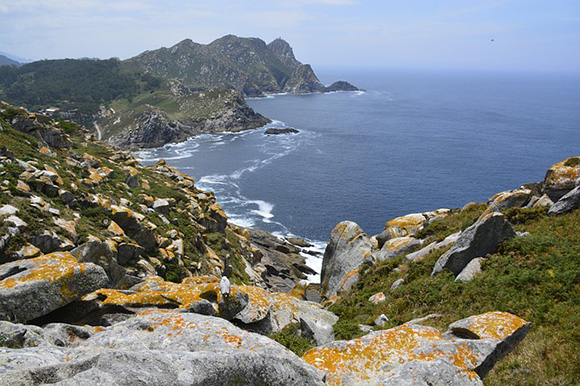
[1,0,579,73]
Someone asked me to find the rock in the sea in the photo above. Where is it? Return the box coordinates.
[320,221,373,299]
[324,81,361,92]
[0,310,325,385]
[0,252,108,322]
[264,127,299,135]
[302,311,530,385]
[432,212,515,276]
[548,185,580,215]
[543,156,580,201]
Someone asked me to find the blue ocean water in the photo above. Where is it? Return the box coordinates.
[135,69,580,248]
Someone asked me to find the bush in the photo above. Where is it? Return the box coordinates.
[564,157,580,167]
[270,323,315,356]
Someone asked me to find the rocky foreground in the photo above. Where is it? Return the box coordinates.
[2,104,579,384]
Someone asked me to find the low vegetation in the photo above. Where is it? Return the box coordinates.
[329,205,580,385]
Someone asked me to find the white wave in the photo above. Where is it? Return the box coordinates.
[228,217,255,228]
[248,200,274,219]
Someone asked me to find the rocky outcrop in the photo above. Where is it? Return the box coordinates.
[127,35,358,98]
[264,127,299,135]
[543,156,580,201]
[249,229,317,293]
[0,310,325,385]
[104,90,270,149]
[486,188,532,213]
[89,276,338,343]
[432,212,515,276]
[0,253,108,322]
[320,221,373,300]
[324,81,361,92]
[302,311,530,385]
[548,185,580,215]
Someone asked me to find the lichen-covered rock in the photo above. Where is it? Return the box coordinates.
[486,188,532,212]
[0,252,108,322]
[375,236,421,261]
[543,156,580,201]
[548,185,580,215]
[383,209,450,239]
[303,311,530,385]
[455,257,484,282]
[0,310,325,385]
[406,232,461,262]
[445,311,532,377]
[432,212,515,276]
[368,292,386,304]
[320,221,373,299]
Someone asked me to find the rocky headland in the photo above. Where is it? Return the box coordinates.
[1,103,578,384]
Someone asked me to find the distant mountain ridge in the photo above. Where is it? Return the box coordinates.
[126,35,358,96]
[0,54,20,67]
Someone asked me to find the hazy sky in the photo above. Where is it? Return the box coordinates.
[1,0,578,72]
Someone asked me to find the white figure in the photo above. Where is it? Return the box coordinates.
[220,275,231,299]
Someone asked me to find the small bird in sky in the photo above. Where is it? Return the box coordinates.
[491,39,495,42]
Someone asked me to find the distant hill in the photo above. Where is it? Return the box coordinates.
[0,54,20,67]
[126,35,358,96]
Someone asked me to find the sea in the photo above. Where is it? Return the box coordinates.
[135,69,580,277]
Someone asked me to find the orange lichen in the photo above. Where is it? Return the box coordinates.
[385,213,426,237]
[303,324,479,385]
[0,252,89,302]
[455,311,529,340]
[545,158,580,189]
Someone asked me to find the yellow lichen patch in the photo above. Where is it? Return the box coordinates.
[385,213,426,237]
[455,311,529,340]
[107,221,125,236]
[0,252,88,301]
[54,218,77,238]
[19,244,41,258]
[338,268,359,292]
[383,236,414,251]
[93,277,220,309]
[545,157,580,189]
[322,296,340,308]
[16,180,31,193]
[368,292,386,304]
[302,323,496,385]
[232,285,273,320]
[288,280,308,299]
[39,147,52,156]
[183,276,219,285]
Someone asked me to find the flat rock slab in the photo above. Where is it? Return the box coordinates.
[0,310,325,385]
[303,311,530,385]
[0,252,108,322]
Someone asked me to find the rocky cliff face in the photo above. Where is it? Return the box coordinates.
[126,35,359,97]
[100,89,270,149]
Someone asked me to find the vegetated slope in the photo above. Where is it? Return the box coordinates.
[0,54,20,67]
[125,35,329,96]
[328,203,580,385]
[0,102,260,285]
[0,59,157,122]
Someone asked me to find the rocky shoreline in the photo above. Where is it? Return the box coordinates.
[1,103,578,384]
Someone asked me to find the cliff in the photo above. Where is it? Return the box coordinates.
[126,35,359,97]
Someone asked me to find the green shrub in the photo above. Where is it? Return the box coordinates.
[564,157,580,167]
[504,206,548,225]
[270,323,315,356]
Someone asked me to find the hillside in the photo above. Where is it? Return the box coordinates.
[0,54,20,67]
[126,35,358,96]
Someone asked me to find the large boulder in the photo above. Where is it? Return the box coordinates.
[383,209,450,239]
[548,185,580,215]
[0,310,325,385]
[432,212,515,276]
[90,276,338,342]
[0,252,108,322]
[543,156,580,201]
[302,311,530,385]
[486,188,532,213]
[374,236,422,261]
[320,221,373,299]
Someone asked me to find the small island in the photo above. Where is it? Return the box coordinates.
[264,127,300,135]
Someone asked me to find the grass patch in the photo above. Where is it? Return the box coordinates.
[269,323,316,356]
